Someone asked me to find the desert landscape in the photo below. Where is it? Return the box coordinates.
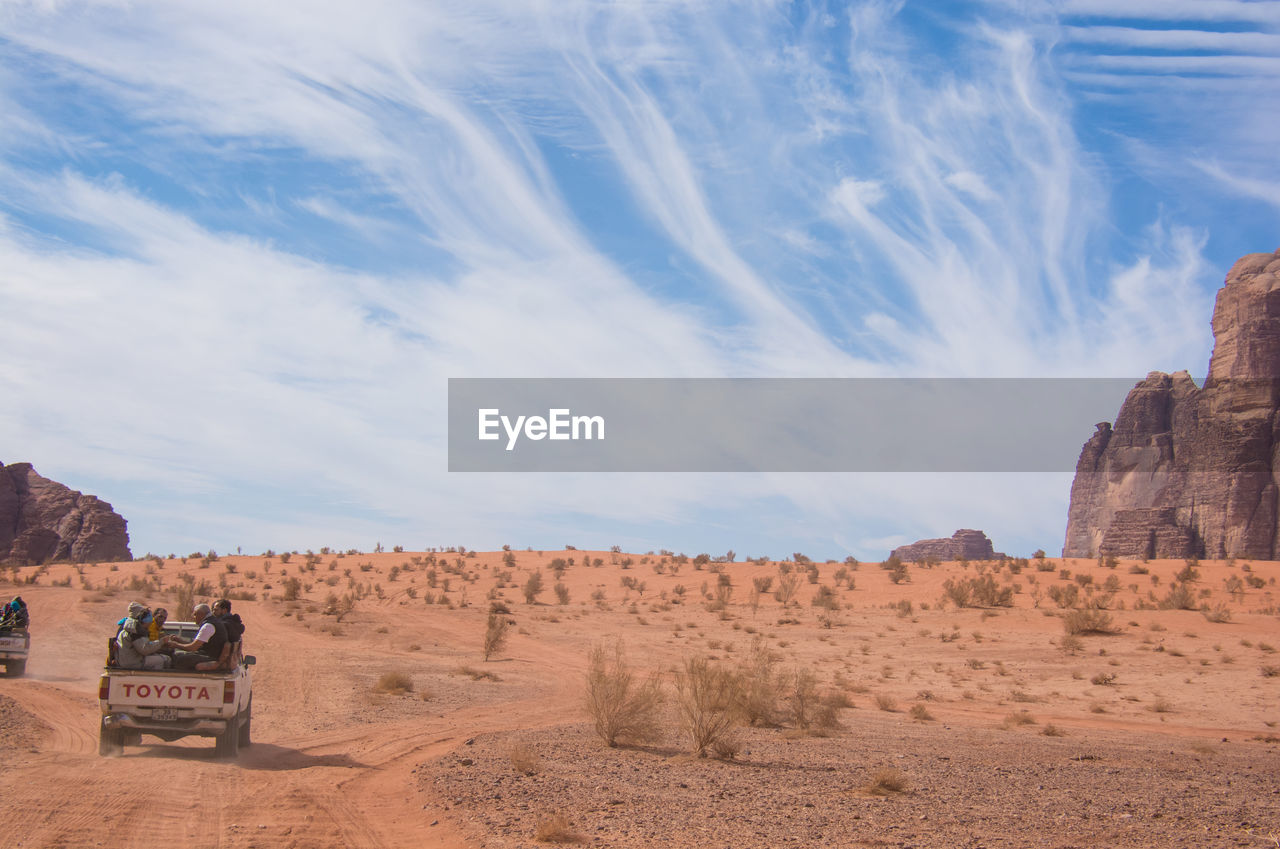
[1,546,1278,848]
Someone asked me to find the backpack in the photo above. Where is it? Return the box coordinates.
[221,613,245,643]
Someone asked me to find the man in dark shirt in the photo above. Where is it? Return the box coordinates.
[167,603,228,670]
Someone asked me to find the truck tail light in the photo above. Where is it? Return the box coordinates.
[223,681,235,704]
[98,676,110,701]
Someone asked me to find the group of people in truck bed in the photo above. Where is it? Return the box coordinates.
[114,599,244,671]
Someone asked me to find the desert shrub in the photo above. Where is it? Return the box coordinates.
[864,767,910,795]
[584,641,664,747]
[1041,724,1067,737]
[1047,583,1079,609]
[534,813,583,844]
[1202,605,1232,623]
[1061,609,1119,635]
[788,667,821,730]
[811,585,838,610]
[774,574,801,605]
[483,614,510,661]
[1148,696,1174,713]
[943,575,1012,608]
[509,743,540,775]
[523,570,545,604]
[374,671,413,695]
[1260,665,1279,678]
[674,654,743,758]
[1176,560,1201,583]
[1158,583,1197,610]
[888,560,910,585]
[1002,710,1037,728]
[874,693,897,712]
[1090,672,1116,686]
[733,639,784,727]
[909,703,934,721]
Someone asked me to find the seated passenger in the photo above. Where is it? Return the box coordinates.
[166,603,227,670]
[148,607,169,642]
[116,602,170,670]
[214,599,243,640]
[1,596,29,631]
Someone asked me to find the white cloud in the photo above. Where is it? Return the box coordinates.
[1062,26,1280,53]
[1059,0,1280,23]
[0,0,1262,557]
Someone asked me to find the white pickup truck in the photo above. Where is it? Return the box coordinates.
[0,628,29,677]
[98,620,255,757]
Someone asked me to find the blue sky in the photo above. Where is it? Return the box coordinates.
[1,0,1277,560]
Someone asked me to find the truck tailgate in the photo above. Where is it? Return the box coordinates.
[103,674,233,711]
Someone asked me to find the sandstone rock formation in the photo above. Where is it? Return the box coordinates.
[1064,248,1280,559]
[891,529,1007,562]
[0,462,132,564]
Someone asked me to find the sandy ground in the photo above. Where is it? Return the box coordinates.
[0,549,1277,847]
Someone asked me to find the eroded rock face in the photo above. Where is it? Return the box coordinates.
[0,462,132,564]
[1064,248,1280,559]
[891,529,1007,562]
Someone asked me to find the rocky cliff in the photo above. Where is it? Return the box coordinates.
[1064,248,1280,559]
[0,462,132,564]
[892,529,1006,562]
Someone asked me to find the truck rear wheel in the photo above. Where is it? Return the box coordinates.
[4,660,23,677]
[215,718,240,758]
[238,699,252,747]
[98,724,123,757]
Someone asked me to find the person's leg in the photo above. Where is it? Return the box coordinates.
[171,650,203,669]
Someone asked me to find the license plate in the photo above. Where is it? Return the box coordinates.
[152,708,179,721]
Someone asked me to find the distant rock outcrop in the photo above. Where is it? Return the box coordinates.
[0,462,132,564]
[1064,248,1280,559]
[891,529,1006,563]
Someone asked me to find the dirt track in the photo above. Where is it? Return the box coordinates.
[1,552,1278,847]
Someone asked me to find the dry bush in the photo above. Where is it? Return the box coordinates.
[1001,710,1037,728]
[874,693,897,712]
[534,813,583,844]
[523,570,545,604]
[942,575,1013,608]
[1041,723,1067,737]
[909,703,934,721]
[1091,671,1116,686]
[1158,583,1197,610]
[483,614,510,661]
[733,638,784,727]
[674,654,743,758]
[1047,583,1080,609]
[788,667,820,730]
[1202,605,1232,623]
[374,671,413,695]
[509,743,540,775]
[864,767,910,795]
[1061,609,1119,635]
[1148,696,1174,713]
[1262,665,1280,678]
[584,641,663,748]
[455,665,500,681]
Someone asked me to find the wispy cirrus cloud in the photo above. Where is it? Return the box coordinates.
[0,0,1272,558]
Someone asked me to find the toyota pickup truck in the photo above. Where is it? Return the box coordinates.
[0,628,29,677]
[98,620,255,757]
